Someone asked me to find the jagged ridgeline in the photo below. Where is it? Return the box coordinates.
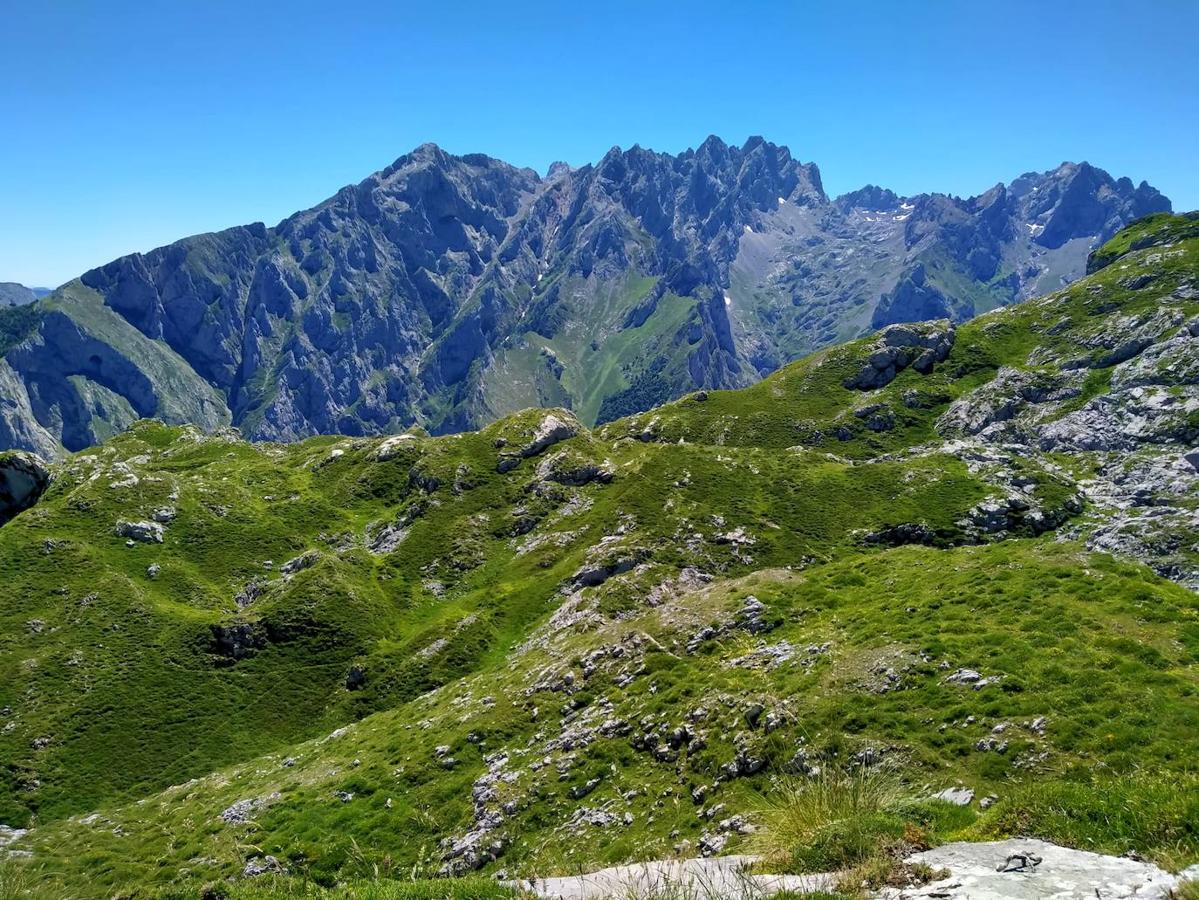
[0,138,1170,458]
[0,215,1197,895]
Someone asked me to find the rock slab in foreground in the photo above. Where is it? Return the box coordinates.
[515,841,1192,900]
[510,854,834,899]
[892,838,1183,899]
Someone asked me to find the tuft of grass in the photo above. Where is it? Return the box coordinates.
[0,857,70,900]
[754,771,971,892]
[753,771,908,873]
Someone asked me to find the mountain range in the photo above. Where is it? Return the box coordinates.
[0,137,1170,458]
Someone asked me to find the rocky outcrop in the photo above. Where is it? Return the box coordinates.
[209,622,268,663]
[116,520,164,544]
[0,451,50,526]
[932,275,1199,587]
[496,412,581,472]
[514,840,1191,899]
[844,321,955,390]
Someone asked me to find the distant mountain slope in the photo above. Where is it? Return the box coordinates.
[0,139,1170,456]
[0,282,48,307]
[1,215,1196,895]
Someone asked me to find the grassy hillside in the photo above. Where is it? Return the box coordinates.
[0,215,1197,897]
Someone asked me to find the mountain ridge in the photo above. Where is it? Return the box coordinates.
[0,137,1170,458]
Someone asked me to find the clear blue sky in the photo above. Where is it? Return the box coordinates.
[3,0,1196,287]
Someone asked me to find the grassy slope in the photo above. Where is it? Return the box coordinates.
[0,215,1197,896]
[605,216,1199,455]
[481,270,699,426]
[0,414,993,828]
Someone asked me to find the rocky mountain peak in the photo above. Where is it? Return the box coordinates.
[1017,160,1170,249]
[0,140,1174,456]
[836,184,901,212]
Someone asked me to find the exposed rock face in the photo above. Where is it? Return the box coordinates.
[512,855,833,900]
[0,283,41,307]
[844,321,955,390]
[932,242,1199,587]
[0,140,1169,456]
[514,840,1190,899]
[0,451,50,526]
[497,411,582,472]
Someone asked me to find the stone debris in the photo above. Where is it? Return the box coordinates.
[219,792,281,825]
[242,855,284,878]
[945,668,1002,689]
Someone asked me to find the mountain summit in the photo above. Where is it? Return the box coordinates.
[0,138,1169,456]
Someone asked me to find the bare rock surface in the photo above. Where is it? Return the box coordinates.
[510,854,833,899]
[892,839,1183,899]
[516,841,1191,900]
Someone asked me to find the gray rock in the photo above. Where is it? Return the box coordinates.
[280,551,318,575]
[220,792,280,825]
[510,855,833,900]
[116,520,164,544]
[935,787,975,806]
[242,855,284,878]
[901,838,1182,898]
[844,320,956,390]
[0,451,50,525]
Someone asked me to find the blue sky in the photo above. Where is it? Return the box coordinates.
[2,0,1196,287]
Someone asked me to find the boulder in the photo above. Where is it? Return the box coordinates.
[0,451,50,526]
[497,411,582,472]
[844,321,955,390]
[116,520,165,544]
[936,787,976,807]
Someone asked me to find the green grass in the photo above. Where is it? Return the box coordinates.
[1088,211,1199,273]
[970,772,1199,870]
[0,303,42,355]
